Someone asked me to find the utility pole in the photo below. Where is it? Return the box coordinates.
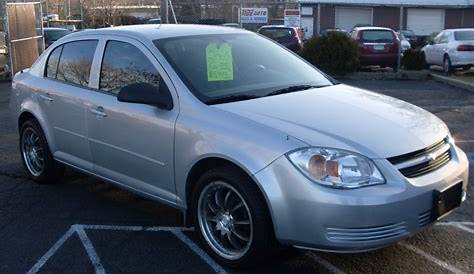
[160,0,168,23]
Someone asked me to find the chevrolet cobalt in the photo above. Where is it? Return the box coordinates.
[10,25,469,267]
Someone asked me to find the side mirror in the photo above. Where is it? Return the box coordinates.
[428,40,435,45]
[117,82,173,110]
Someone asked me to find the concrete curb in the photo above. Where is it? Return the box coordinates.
[337,70,431,81]
[430,73,474,93]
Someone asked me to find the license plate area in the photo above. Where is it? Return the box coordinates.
[434,181,463,219]
[373,44,385,50]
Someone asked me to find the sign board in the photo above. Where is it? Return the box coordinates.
[284,9,301,27]
[240,8,268,24]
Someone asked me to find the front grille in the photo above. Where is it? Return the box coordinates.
[326,222,408,242]
[388,138,452,178]
[418,210,435,227]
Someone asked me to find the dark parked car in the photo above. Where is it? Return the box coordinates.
[352,27,400,71]
[258,25,304,52]
[398,30,417,48]
[43,27,72,48]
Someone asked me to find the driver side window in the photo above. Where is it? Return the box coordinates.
[99,40,162,95]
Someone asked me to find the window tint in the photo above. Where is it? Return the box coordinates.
[454,30,474,41]
[361,30,394,43]
[100,41,161,95]
[56,40,98,87]
[259,28,295,43]
[46,45,63,78]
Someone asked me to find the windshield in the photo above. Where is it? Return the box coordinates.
[258,28,296,43]
[362,30,394,43]
[154,33,333,104]
[401,30,415,38]
[44,29,71,41]
[454,30,474,41]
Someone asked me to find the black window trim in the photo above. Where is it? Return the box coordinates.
[97,39,165,97]
[44,44,63,79]
[43,39,99,90]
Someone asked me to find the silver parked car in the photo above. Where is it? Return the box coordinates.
[422,28,474,73]
[10,25,469,267]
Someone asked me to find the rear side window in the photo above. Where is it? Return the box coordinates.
[99,40,161,95]
[56,40,98,87]
[45,45,63,78]
[362,30,394,43]
[454,31,474,41]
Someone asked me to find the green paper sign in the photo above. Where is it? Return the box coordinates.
[206,43,234,81]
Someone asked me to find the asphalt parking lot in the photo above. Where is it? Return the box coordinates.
[0,79,473,274]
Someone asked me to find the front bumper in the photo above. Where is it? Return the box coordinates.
[253,145,469,252]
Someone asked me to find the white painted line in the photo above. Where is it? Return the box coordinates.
[26,226,76,274]
[436,222,474,234]
[80,224,194,232]
[399,243,467,274]
[455,140,474,143]
[76,225,106,274]
[171,230,229,274]
[306,253,347,274]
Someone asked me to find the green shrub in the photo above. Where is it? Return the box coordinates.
[401,49,426,70]
[300,32,359,76]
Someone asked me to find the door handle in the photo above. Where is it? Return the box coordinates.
[90,106,107,117]
[39,93,53,102]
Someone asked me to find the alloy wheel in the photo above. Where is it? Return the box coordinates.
[21,127,44,176]
[197,181,253,260]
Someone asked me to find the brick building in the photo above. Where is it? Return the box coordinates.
[299,0,474,38]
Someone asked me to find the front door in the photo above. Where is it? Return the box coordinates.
[86,39,179,204]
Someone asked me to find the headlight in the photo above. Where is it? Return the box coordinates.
[286,147,385,189]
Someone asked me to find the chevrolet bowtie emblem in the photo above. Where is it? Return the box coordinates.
[426,153,437,162]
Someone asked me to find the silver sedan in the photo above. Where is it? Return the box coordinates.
[10,25,469,268]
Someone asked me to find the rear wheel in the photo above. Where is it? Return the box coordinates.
[20,119,63,184]
[192,165,276,268]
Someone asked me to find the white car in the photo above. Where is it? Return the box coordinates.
[422,29,474,73]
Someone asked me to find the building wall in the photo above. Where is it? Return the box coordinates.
[373,7,400,30]
[445,9,463,29]
[463,8,474,27]
[320,5,335,31]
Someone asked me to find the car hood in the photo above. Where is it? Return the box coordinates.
[214,84,448,159]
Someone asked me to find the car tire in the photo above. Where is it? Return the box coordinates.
[443,55,453,74]
[19,119,64,184]
[192,165,277,268]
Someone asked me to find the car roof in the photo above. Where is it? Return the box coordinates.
[444,28,474,32]
[67,24,249,41]
[43,27,70,31]
[354,27,394,31]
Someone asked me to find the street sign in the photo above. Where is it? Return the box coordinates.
[284,9,301,27]
[240,8,268,24]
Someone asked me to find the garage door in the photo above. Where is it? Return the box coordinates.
[407,9,445,36]
[335,7,372,32]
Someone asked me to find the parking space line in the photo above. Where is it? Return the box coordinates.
[26,226,77,274]
[76,226,106,274]
[305,253,347,274]
[171,230,229,274]
[436,222,474,234]
[398,243,467,274]
[80,224,194,232]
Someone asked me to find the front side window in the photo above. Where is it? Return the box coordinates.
[56,40,98,87]
[45,45,63,78]
[100,41,161,95]
[154,33,333,104]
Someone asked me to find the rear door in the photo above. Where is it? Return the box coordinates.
[86,37,179,204]
[40,39,98,170]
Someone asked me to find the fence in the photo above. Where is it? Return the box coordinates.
[4,1,44,76]
[163,1,299,31]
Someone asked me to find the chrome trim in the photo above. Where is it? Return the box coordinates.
[394,143,451,170]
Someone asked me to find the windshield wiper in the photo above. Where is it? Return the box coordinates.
[205,94,260,105]
[265,84,329,97]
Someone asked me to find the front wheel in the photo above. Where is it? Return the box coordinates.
[443,55,453,74]
[192,165,276,268]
